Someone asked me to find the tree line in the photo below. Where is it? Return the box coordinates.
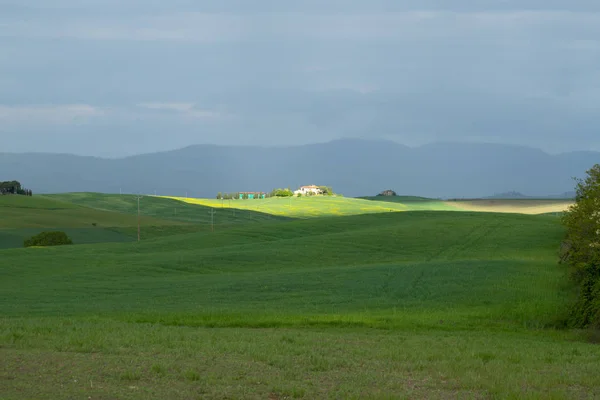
[0,180,33,196]
[217,192,268,200]
[216,186,336,199]
[561,164,600,334]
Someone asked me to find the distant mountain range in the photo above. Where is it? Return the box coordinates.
[0,139,598,198]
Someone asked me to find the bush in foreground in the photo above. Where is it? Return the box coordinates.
[24,231,74,248]
[562,164,600,330]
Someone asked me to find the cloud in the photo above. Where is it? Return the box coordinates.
[136,103,225,119]
[1,9,598,43]
[0,1,599,156]
[0,104,105,124]
[137,102,196,112]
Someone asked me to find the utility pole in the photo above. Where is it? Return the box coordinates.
[135,194,143,241]
[208,209,216,232]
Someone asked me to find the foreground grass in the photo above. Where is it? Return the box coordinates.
[2,319,600,399]
[2,211,598,398]
[0,212,567,326]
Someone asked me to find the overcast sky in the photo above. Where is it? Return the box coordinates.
[1,0,599,157]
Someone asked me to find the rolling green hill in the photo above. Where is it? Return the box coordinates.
[48,192,289,224]
[0,193,287,249]
[165,194,573,217]
[163,195,460,217]
[1,211,566,324]
[0,195,186,248]
[2,200,599,398]
[4,211,600,398]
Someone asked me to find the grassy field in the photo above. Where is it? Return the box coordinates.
[0,195,187,248]
[2,202,600,398]
[445,199,574,215]
[0,193,286,249]
[49,192,288,225]
[163,195,459,218]
[164,195,573,218]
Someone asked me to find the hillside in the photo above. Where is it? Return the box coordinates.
[1,139,598,198]
[163,195,458,218]
[167,195,573,217]
[0,211,567,324]
[0,193,283,249]
[48,192,288,224]
[3,207,600,397]
[0,195,185,248]
[4,211,600,398]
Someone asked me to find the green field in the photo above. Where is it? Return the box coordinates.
[165,195,573,218]
[48,192,288,225]
[1,194,599,398]
[0,193,286,249]
[0,195,181,248]
[163,195,459,218]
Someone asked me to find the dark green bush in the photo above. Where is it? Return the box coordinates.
[24,231,73,247]
[561,164,600,330]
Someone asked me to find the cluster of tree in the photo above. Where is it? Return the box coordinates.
[318,186,334,196]
[377,189,397,197]
[271,188,294,197]
[216,192,267,200]
[24,231,73,247]
[561,164,600,332]
[0,180,33,196]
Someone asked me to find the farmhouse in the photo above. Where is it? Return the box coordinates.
[294,185,323,196]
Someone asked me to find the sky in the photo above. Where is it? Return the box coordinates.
[1,0,599,157]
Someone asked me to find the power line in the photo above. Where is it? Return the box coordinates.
[208,209,216,232]
[135,194,143,241]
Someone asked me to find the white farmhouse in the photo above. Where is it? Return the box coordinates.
[294,185,323,196]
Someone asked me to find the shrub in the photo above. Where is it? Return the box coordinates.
[24,231,74,248]
[562,164,600,330]
[318,186,333,196]
[272,188,294,197]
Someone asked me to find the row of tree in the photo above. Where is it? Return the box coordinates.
[0,180,33,196]
[215,186,336,199]
[562,164,600,332]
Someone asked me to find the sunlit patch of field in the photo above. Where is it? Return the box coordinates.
[162,195,571,217]
[444,199,574,215]
[161,195,410,218]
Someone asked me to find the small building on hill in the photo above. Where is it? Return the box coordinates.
[294,185,323,196]
[238,192,265,199]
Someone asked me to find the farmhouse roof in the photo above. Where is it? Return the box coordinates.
[301,185,320,189]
